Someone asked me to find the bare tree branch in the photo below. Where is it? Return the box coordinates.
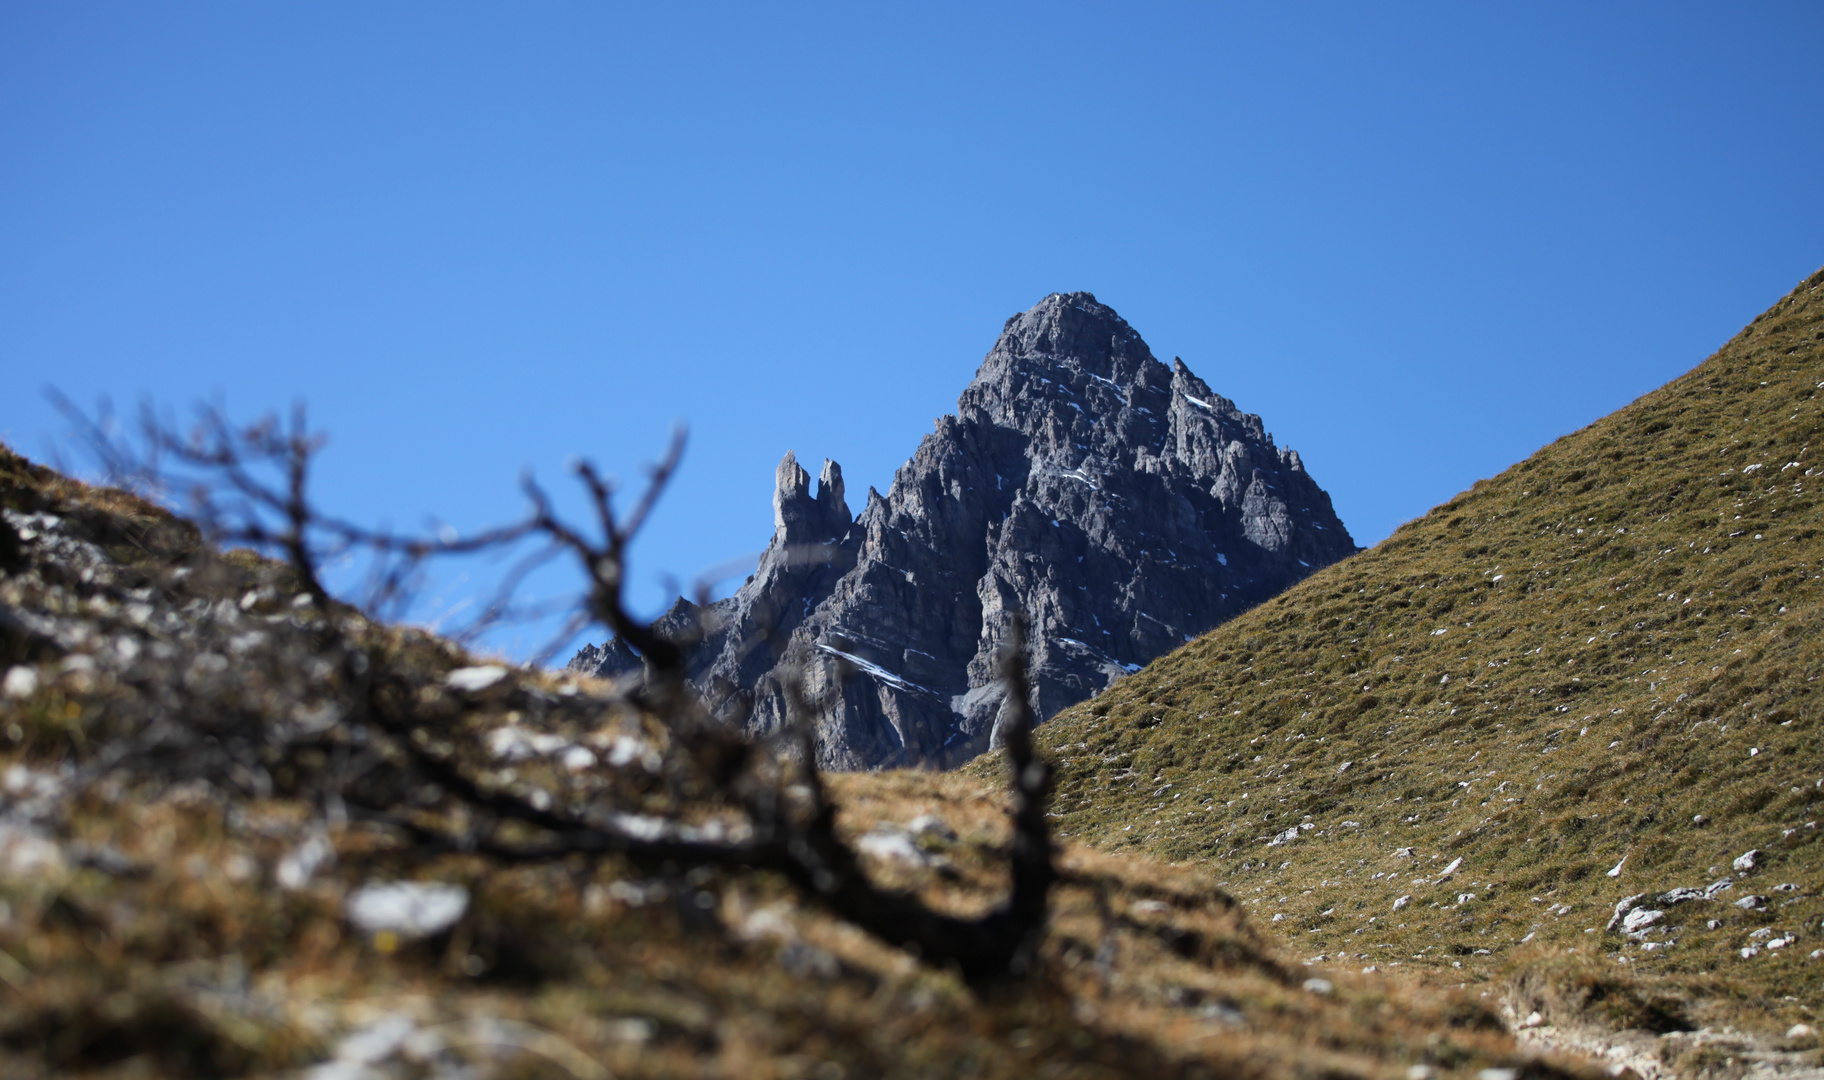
[55,396,1061,985]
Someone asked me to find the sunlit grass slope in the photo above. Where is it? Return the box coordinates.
[0,444,1586,1080]
[1024,266,1824,1034]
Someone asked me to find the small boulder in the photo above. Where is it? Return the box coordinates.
[856,828,933,868]
[445,665,508,692]
[1621,908,1665,936]
[1607,893,1649,932]
[907,814,957,841]
[276,829,334,891]
[345,881,470,939]
[1,666,37,699]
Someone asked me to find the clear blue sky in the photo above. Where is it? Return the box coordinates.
[4,3,1822,657]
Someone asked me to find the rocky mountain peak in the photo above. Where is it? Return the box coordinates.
[572,293,1358,768]
[772,450,850,546]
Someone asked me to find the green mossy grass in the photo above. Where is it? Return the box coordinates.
[1010,266,1824,1039]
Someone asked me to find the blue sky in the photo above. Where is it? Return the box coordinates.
[4,3,1822,657]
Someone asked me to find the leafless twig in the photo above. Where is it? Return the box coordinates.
[58,397,1060,983]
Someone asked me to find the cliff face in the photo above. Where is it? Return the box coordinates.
[572,292,1358,767]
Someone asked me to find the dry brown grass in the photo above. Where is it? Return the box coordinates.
[0,441,1591,1078]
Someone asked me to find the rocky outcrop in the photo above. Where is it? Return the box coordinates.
[571,292,1358,768]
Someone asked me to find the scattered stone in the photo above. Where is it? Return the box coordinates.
[344,881,470,939]
[486,726,569,761]
[276,829,334,891]
[0,821,65,880]
[1607,894,1649,932]
[1733,849,1760,873]
[338,1013,421,1065]
[1393,895,1411,912]
[1735,895,1768,910]
[1789,1024,1816,1040]
[2,763,65,807]
[1439,857,1462,878]
[856,827,933,867]
[734,903,796,944]
[445,665,508,692]
[1605,855,1627,878]
[600,732,661,771]
[779,940,841,979]
[907,814,957,841]
[1620,908,1664,936]
[1,666,36,699]
[1302,978,1333,995]
[1519,1011,1544,1029]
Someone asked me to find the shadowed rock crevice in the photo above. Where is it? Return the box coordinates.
[571,292,1358,767]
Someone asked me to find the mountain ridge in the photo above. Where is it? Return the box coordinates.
[1014,265,1824,1039]
[571,292,1358,768]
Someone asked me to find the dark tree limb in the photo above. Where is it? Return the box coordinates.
[58,397,1061,985]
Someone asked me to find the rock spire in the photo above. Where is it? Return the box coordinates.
[570,292,1358,768]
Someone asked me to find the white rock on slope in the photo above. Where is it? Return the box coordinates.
[445,665,508,692]
[345,882,470,939]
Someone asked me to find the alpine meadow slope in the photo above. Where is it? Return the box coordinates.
[0,447,1576,1078]
[1023,266,1824,1041]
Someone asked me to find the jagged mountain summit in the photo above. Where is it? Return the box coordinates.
[571,292,1358,767]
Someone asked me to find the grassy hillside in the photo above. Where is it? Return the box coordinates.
[0,444,1584,1079]
[1025,266,1824,1040]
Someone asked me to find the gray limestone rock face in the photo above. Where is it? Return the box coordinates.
[568,292,1357,768]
